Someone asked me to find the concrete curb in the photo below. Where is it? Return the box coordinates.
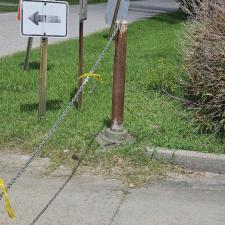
[145,147,225,174]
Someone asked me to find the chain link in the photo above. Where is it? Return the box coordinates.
[29,131,98,225]
[0,25,119,201]
[88,26,119,95]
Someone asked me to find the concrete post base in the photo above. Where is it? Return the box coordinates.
[95,127,134,150]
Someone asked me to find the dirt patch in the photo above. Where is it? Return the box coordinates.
[0,150,204,188]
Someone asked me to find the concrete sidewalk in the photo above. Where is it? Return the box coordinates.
[0,0,179,57]
[0,153,225,225]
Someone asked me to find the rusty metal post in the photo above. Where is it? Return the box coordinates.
[39,37,48,119]
[77,20,84,110]
[109,0,122,38]
[23,37,33,71]
[95,20,132,148]
[111,20,128,130]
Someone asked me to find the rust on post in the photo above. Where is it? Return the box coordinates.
[77,21,84,110]
[39,37,48,119]
[111,21,128,130]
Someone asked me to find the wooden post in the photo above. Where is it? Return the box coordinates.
[77,20,84,110]
[39,38,48,119]
[111,20,128,130]
[109,0,122,38]
[23,37,33,71]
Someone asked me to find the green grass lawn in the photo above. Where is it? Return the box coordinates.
[0,5,17,12]
[1,11,225,162]
[0,0,17,3]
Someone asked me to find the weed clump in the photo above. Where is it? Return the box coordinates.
[147,59,182,95]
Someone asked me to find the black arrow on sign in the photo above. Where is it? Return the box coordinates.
[29,11,61,25]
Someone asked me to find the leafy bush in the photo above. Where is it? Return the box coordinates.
[180,0,225,133]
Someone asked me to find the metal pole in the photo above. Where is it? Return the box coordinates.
[111,20,128,130]
[77,20,84,110]
[109,0,122,39]
[23,37,33,71]
[39,37,48,119]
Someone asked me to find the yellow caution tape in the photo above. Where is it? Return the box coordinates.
[79,73,102,81]
[0,178,15,219]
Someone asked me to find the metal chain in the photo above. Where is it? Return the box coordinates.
[89,26,118,74]
[0,25,119,201]
[29,131,99,225]
[88,25,119,95]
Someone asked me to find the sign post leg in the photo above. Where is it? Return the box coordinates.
[23,37,33,71]
[109,0,122,38]
[77,20,84,110]
[39,37,48,119]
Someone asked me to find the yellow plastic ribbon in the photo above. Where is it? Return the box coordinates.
[79,73,102,81]
[0,178,15,219]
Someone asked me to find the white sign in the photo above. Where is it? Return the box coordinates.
[79,0,87,21]
[21,0,69,37]
[105,0,130,25]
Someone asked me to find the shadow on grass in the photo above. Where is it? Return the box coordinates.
[149,10,187,24]
[102,33,108,39]
[69,87,78,102]
[103,118,111,128]
[69,87,80,109]
[20,62,54,71]
[20,99,63,112]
